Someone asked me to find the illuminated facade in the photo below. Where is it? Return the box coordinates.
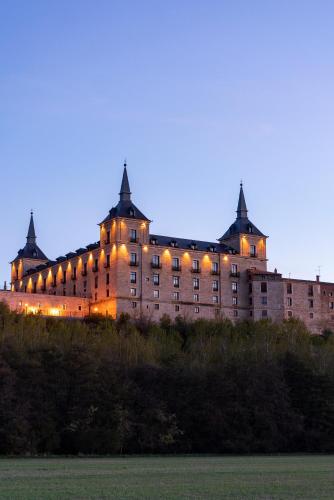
[7,164,334,333]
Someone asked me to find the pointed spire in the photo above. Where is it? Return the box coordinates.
[236,182,248,219]
[119,161,131,202]
[26,210,36,244]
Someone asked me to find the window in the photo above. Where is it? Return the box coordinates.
[94,293,98,301]
[287,310,293,317]
[106,230,110,244]
[105,254,110,268]
[249,297,253,305]
[261,296,267,305]
[53,274,57,287]
[213,295,219,304]
[175,305,180,312]
[330,302,334,310]
[130,272,136,284]
[172,291,180,301]
[287,283,292,294]
[172,257,180,271]
[173,276,180,288]
[211,262,219,274]
[192,260,200,272]
[132,301,137,308]
[261,282,267,293]
[153,274,160,286]
[308,285,314,296]
[287,297,292,307]
[309,299,314,308]
[130,252,137,265]
[130,229,137,242]
[62,271,67,284]
[250,245,257,257]
[232,282,238,293]
[33,282,37,293]
[154,303,159,310]
[153,290,160,299]
[152,255,160,268]
[106,273,110,285]
[232,296,238,305]
[78,305,82,311]
[212,280,219,292]
[231,264,238,275]
[193,278,200,290]
[95,276,98,289]
[194,306,200,314]
[249,283,252,293]
[233,310,238,317]
[309,312,314,319]
[73,267,77,279]
[193,294,199,302]
[73,285,76,296]
[130,288,137,297]
[106,289,110,298]
[262,310,268,318]
[94,258,99,272]
[83,262,87,276]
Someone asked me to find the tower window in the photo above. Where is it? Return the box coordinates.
[130,272,136,284]
[287,283,292,294]
[130,229,137,242]
[250,245,257,257]
[261,282,267,293]
[153,273,160,286]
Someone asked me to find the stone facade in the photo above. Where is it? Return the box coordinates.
[5,164,334,334]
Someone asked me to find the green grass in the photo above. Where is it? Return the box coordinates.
[0,455,333,499]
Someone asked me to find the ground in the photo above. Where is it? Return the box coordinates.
[0,455,333,499]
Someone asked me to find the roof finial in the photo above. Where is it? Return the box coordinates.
[27,210,37,244]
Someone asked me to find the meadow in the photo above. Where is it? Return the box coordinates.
[0,455,333,499]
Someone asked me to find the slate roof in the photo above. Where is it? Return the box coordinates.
[149,234,237,254]
[13,213,48,262]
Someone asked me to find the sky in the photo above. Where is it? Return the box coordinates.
[1,1,334,286]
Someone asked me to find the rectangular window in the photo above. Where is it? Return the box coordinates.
[106,230,110,244]
[175,305,180,312]
[250,245,257,257]
[130,229,137,242]
[53,274,57,287]
[212,280,219,292]
[95,276,98,289]
[308,285,314,296]
[172,291,180,301]
[105,254,110,268]
[232,282,238,293]
[261,296,268,305]
[130,252,137,265]
[94,258,99,272]
[172,257,180,271]
[262,310,268,318]
[73,285,76,296]
[309,299,314,308]
[310,312,314,319]
[132,301,137,308]
[152,255,160,268]
[233,310,238,317]
[211,262,219,274]
[287,297,292,307]
[192,259,200,272]
[249,297,253,305]
[194,306,200,314]
[130,272,136,284]
[193,278,200,290]
[330,302,334,310]
[173,276,180,288]
[249,282,252,293]
[231,263,238,275]
[213,295,219,304]
[153,290,159,299]
[154,303,159,310]
[287,283,292,294]
[193,294,199,302]
[130,288,136,297]
[106,289,110,298]
[261,282,267,293]
[105,273,109,285]
[153,273,160,286]
[232,296,238,305]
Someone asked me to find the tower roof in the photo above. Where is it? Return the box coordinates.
[13,212,48,262]
[101,162,150,223]
[219,182,265,241]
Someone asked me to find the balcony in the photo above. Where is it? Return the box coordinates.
[230,271,240,278]
[129,261,139,267]
[172,265,182,272]
[211,270,220,276]
[250,253,258,258]
[191,268,201,274]
[129,237,139,243]
[151,262,162,269]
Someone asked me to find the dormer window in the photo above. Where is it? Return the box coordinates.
[248,225,253,233]
[209,246,215,252]
[150,238,157,245]
[129,208,135,217]
[170,240,178,248]
[190,243,197,250]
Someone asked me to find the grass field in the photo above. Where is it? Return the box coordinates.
[0,455,333,499]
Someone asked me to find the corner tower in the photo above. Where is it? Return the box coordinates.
[11,212,48,285]
[219,183,267,263]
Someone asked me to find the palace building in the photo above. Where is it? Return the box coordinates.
[2,164,334,334]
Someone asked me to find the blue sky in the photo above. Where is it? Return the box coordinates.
[1,1,334,285]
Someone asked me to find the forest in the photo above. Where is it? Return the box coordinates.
[0,302,333,455]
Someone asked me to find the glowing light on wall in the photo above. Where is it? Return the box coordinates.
[223,255,228,262]
[143,245,148,252]
[50,308,60,316]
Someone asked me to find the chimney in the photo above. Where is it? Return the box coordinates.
[316,275,320,282]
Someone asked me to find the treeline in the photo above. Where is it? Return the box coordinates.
[0,302,334,455]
